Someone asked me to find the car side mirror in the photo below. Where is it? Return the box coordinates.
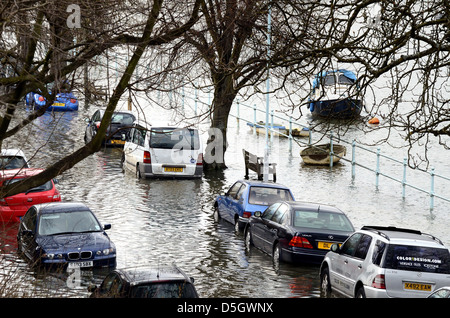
[330,243,340,253]
[121,133,127,141]
[103,224,111,230]
[254,211,262,217]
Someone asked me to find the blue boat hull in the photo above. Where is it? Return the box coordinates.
[309,98,362,119]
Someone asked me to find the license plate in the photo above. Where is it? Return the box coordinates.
[404,282,432,291]
[68,261,93,268]
[111,140,125,144]
[318,241,339,250]
[52,102,65,106]
[164,167,183,172]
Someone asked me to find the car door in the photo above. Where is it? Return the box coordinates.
[124,126,146,171]
[261,203,289,254]
[251,202,281,253]
[18,207,38,261]
[98,272,125,297]
[218,182,243,224]
[329,233,372,297]
[86,110,100,142]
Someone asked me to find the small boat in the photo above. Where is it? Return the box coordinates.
[300,143,346,165]
[308,69,363,119]
[247,121,309,137]
[26,91,79,111]
[247,121,287,137]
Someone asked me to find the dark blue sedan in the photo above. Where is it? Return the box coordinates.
[244,201,354,265]
[213,180,295,231]
[17,202,116,269]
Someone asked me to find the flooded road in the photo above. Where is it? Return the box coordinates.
[0,102,449,298]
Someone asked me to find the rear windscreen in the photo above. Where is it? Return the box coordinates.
[149,128,200,150]
[384,244,450,274]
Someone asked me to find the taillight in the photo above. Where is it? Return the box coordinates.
[371,274,386,289]
[70,98,76,104]
[197,153,203,166]
[95,122,101,129]
[38,96,44,102]
[144,151,151,164]
[0,198,7,205]
[289,236,313,249]
[243,212,252,218]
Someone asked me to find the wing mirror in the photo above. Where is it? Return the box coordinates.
[330,243,340,253]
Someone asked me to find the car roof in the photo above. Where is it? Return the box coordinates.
[284,201,344,214]
[239,179,291,189]
[360,226,445,247]
[0,168,43,179]
[0,149,27,159]
[33,202,91,214]
[117,266,192,286]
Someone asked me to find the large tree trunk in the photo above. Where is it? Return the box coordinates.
[204,72,236,170]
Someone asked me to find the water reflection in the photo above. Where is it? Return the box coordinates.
[0,105,449,298]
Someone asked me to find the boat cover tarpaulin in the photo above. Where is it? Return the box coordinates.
[312,69,357,89]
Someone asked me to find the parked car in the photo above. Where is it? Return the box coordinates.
[0,168,60,223]
[0,149,29,169]
[214,180,295,232]
[84,109,136,146]
[122,121,203,178]
[26,91,79,111]
[88,265,199,298]
[17,202,116,269]
[428,287,450,298]
[244,201,354,265]
[320,226,450,298]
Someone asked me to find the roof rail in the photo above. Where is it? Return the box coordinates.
[361,226,423,240]
[361,226,444,245]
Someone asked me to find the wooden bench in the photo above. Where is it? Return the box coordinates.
[243,149,276,182]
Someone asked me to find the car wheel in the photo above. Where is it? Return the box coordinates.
[234,219,240,233]
[136,165,141,179]
[213,206,220,222]
[244,228,253,251]
[320,266,332,297]
[356,286,366,298]
[272,243,281,265]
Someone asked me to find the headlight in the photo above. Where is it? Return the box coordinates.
[97,247,114,256]
[43,253,54,259]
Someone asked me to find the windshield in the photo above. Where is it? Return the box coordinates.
[0,156,28,169]
[149,128,200,150]
[130,281,197,298]
[38,210,102,235]
[4,178,52,193]
[384,244,450,274]
[111,113,135,125]
[248,187,293,206]
[293,210,354,231]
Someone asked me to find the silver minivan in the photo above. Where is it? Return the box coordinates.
[320,226,450,298]
[122,121,203,179]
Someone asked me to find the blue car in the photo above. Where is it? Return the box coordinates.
[213,180,295,231]
[26,91,79,111]
[17,202,116,269]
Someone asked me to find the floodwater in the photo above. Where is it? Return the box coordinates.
[0,100,449,298]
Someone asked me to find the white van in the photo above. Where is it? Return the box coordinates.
[122,121,203,179]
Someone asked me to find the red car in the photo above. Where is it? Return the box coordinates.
[0,169,61,223]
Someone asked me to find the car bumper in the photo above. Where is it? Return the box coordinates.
[139,163,203,179]
[362,286,390,298]
[0,207,26,223]
[281,246,327,265]
[41,255,117,269]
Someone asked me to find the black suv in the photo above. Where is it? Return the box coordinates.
[88,265,199,298]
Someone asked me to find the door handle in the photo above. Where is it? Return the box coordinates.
[344,260,348,264]
[358,264,362,269]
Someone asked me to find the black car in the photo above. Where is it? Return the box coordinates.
[84,109,136,146]
[244,201,355,265]
[17,202,116,269]
[88,265,199,298]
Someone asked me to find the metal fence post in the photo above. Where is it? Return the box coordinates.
[376,148,381,188]
[430,168,435,210]
[253,104,257,134]
[289,116,293,152]
[352,140,356,179]
[402,157,407,198]
[329,131,334,168]
[236,99,240,129]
